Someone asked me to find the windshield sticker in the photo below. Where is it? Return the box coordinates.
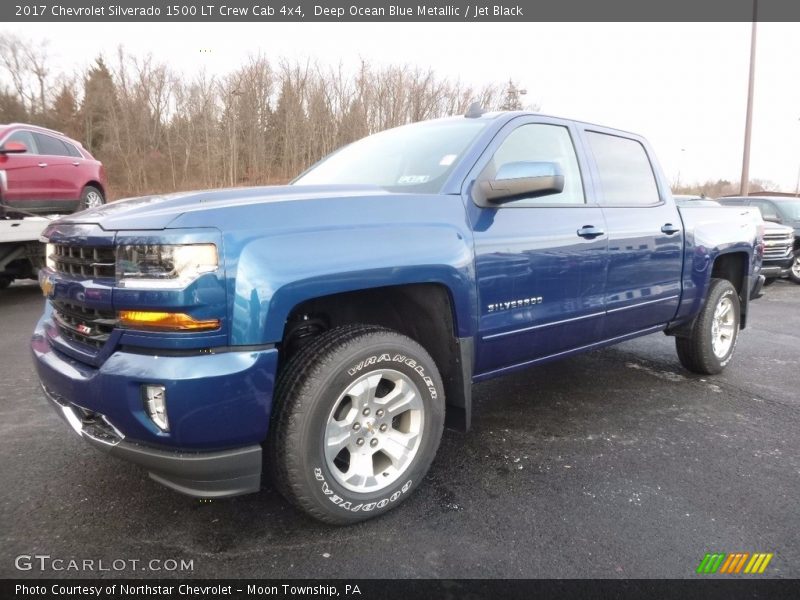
[439,154,457,166]
[397,175,430,185]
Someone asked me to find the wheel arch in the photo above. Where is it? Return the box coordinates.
[84,181,106,198]
[709,250,750,329]
[277,282,474,432]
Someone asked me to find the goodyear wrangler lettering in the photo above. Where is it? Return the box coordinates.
[314,468,411,511]
[347,354,437,398]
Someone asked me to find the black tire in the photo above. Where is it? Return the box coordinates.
[762,277,776,287]
[77,185,105,212]
[675,278,740,375]
[268,324,445,524]
[0,277,11,290]
[789,252,800,285]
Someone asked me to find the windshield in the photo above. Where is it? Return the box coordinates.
[293,119,488,194]
[778,200,800,220]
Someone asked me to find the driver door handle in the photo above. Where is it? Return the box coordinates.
[577,225,605,239]
[661,223,681,235]
[38,162,47,168]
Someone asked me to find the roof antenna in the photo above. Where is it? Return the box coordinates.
[464,102,485,118]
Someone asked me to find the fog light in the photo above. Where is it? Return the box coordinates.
[143,385,169,431]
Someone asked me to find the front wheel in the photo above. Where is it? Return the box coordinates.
[675,278,740,375]
[789,252,800,284]
[268,325,445,524]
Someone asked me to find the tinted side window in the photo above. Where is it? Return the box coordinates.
[587,131,660,205]
[64,142,83,158]
[485,123,585,204]
[33,132,71,156]
[5,130,37,153]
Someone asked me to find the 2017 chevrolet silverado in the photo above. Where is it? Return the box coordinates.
[32,109,762,523]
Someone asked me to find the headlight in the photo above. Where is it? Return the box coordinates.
[116,244,218,289]
[45,242,56,270]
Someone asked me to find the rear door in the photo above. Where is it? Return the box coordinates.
[469,116,608,376]
[32,132,80,203]
[581,129,684,339]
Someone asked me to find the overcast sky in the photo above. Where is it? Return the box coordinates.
[7,21,800,191]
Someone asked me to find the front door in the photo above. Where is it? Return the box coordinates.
[469,118,608,377]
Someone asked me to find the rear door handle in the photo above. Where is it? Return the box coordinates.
[38,162,47,168]
[72,161,80,166]
[577,225,605,239]
[661,223,681,235]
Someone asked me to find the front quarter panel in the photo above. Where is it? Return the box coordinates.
[222,194,476,345]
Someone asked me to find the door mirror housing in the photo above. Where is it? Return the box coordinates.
[762,214,781,223]
[481,161,564,203]
[0,141,28,154]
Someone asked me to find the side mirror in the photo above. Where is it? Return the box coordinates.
[762,214,780,223]
[0,141,28,154]
[481,161,564,203]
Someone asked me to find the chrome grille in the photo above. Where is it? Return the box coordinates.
[763,232,794,260]
[51,299,117,349]
[50,244,115,279]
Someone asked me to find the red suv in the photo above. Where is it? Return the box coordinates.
[0,123,107,215]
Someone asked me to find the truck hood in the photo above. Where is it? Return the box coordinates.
[762,221,794,234]
[57,184,388,230]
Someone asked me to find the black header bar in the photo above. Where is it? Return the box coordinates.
[3,579,800,600]
[2,0,799,23]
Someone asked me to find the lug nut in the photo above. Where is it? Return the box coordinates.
[379,423,388,432]
[362,408,371,416]
[353,422,361,431]
[376,409,385,417]
[370,438,378,447]
[356,437,365,446]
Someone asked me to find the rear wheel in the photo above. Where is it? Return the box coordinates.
[789,252,800,284]
[268,325,444,524]
[78,185,105,211]
[0,277,11,290]
[675,278,740,375]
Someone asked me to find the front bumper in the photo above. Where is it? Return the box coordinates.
[761,255,795,279]
[32,315,279,498]
[42,383,263,497]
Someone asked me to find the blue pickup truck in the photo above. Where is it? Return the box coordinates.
[32,109,763,523]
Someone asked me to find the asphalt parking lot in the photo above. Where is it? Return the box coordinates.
[1,279,798,579]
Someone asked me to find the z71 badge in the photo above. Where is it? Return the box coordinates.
[487,296,543,313]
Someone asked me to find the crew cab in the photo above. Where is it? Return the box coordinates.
[0,123,107,215]
[32,109,762,524]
